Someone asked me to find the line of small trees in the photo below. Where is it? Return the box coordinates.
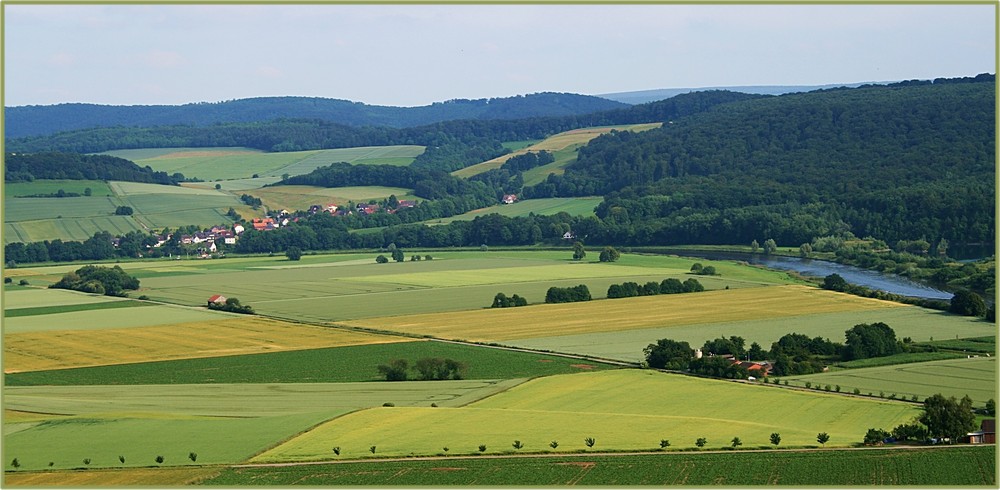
[9,452,195,470]
[544,284,591,304]
[607,277,703,299]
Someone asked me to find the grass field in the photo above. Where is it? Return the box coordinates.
[106,145,424,182]
[249,185,417,212]
[5,340,618,385]
[3,303,233,335]
[425,197,603,226]
[252,370,920,461]
[452,124,661,179]
[5,179,114,197]
[4,299,152,318]
[3,288,131,309]
[4,317,413,373]
[785,356,997,405]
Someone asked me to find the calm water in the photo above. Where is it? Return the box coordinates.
[670,251,954,300]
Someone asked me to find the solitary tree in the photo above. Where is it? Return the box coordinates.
[189,452,197,462]
[598,247,621,263]
[799,243,813,258]
[550,441,559,449]
[370,446,377,454]
[584,437,596,448]
[155,456,164,464]
[391,249,405,263]
[949,290,987,317]
[286,246,303,261]
[731,437,742,448]
[817,432,830,446]
[770,433,781,446]
[572,241,586,261]
[119,455,126,465]
[512,440,523,450]
[333,447,341,456]
[375,255,389,264]
[750,239,760,253]
[763,239,778,255]
[659,439,671,449]
[695,437,707,448]
[11,458,19,470]
[478,444,487,453]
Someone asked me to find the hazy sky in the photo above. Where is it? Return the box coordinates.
[3,3,996,107]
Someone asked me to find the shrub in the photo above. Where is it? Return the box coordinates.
[188,452,197,462]
[659,439,670,448]
[119,455,125,464]
[478,444,487,452]
[382,402,395,407]
[155,455,164,464]
[18,279,28,286]
[695,437,707,448]
[11,458,19,469]
[4,277,11,284]
[375,255,389,264]
[83,458,91,465]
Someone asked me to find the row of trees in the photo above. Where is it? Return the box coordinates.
[606,277,704,299]
[544,284,592,304]
[207,297,254,314]
[5,152,183,185]
[491,293,528,308]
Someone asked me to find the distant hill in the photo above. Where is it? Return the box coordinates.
[4,93,628,138]
[598,82,893,104]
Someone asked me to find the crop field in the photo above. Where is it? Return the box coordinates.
[5,179,114,197]
[249,185,417,212]
[3,467,221,487]
[3,288,130,309]
[113,145,424,182]
[785,356,997,405]
[252,370,919,461]
[4,317,412,373]
[3,302,233,335]
[344,285,903,343]
[6,340,617,385]
[509,304,996,362]
[3,379,526,471]
[453,123,661,179]
[426,197,603,225]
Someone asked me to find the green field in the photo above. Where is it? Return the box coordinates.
[3,180,241,244]
[2,288,131,309]
[4,300,152,318]
[510,306,996,362]
[5,179,114,197]
[206,446,996,486]
[5,340,619,386]
[250,185,418,212]
[253,370,920,461]
[3,379,524,471]
[425,197,603,226]
[103,145,425,182]
[785,356,997,405]
[4,303,233,334]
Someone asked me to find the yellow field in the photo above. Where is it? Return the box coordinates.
[344,285,903,342]
[2,467,221,486]
[4,317,414,373]
[452,123,662,178]
[252,370,919,461]
[250,185,416,212]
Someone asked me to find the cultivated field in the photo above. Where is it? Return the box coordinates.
[426,197,603,225]
[3,316,413,373]
[3,302,233,335]
[3,379,526,471]
[208,446,996,486]
[344,285,903,343]
[452,123,661,179]
[107,145,424,182]
[6,340,617,385]
[5,179,114,197]
[249,185,417,212]
[785,356,997,405]
[252,370,920,462]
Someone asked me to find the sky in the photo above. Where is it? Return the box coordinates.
[3,3,996,107]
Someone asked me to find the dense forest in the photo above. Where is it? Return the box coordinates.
[4,152,182,185]
[522,77,995,244]
[4,91,762,155]
[4,92,628,138]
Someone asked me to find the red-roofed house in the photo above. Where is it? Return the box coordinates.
[207,295,227,306]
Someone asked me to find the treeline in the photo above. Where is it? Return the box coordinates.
[469,150,555,197]
[522,78,995,245]
[5,92,629,139]
[5,91,760,156]
[4,231,156,265]
[4,152,183,184]
[644,321,922,378]
[606,277,703,298]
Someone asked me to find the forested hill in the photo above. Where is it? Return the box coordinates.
[5,92,628,138]
[525,76,995,245]
[4,152,182,185]
[4,90,763,156]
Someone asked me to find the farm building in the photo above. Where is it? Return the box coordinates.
[207,295,227,306]
[502,194,518,204]
[967,419,995,444]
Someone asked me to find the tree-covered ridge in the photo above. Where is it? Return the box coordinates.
[4,152,182,184]
[4,91,763,155]
[527,78,994,244]
[4,92,629,138]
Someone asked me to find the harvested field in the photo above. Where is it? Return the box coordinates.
[344,285,903,342]
[3,467,221,486]
[4,317,413,373]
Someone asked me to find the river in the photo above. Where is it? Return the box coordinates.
[667,251,954,301]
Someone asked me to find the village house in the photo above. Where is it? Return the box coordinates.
[356,203,380,215]
[207,294,227,306]
[233,224,245,235]
[967,419,995,444]
[502,194,518,204]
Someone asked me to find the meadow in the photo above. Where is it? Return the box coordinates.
[785,356,996,404]
[106,145,424,182]
[252,370,920,461]
[249,185,417,212]
[5,340,618,385]
[5,179,114,197]
[425,197,603,225]
[452,123,660,179]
